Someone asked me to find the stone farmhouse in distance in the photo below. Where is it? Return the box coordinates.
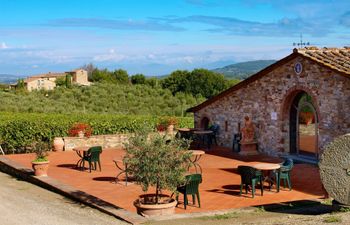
[188,47,350,162]
[22,69,90,91]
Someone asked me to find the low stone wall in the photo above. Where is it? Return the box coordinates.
[63,134,130,151]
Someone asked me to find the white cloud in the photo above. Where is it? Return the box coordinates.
[147,54,156,59]
[182,56,194,64]
[0,42,8,49]
[93,49,127,62]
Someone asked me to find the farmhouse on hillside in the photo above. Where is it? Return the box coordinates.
[21,69,90,91]
[188,47,350,161]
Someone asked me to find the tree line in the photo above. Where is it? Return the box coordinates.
[83,63,240,99]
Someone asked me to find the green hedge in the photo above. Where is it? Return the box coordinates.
[0,112,193,153]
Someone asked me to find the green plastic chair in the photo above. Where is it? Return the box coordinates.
[176,174,202,209]
[276,158,293,191]
[208,124,219,145]
[238,166,263,198]
[82,146,102,172]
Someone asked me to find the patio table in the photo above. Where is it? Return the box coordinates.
[252,163,281,192]
[73,146,90,170]
[193,130,213,149]
[177,128,192,132]
[176,128,198,140]
[187,150,205,174]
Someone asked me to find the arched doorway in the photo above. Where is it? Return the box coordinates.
[200,117,210,129]
[289,91,319,159]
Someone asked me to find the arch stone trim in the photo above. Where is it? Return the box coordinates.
[281,85,321,123]
[280,86,321,155]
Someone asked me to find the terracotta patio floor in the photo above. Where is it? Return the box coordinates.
[5,147,325,214]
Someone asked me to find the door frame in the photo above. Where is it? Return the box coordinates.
[287,90,320,160]
[296,101,319,159]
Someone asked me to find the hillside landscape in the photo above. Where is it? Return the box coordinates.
[0,60,276,118]
[212,60,276,79]
[0,67,241,117]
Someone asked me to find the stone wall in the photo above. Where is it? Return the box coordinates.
[63,134,130,151]
[195,56,350,156]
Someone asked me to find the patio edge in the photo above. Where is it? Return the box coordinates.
[0,156,146,225]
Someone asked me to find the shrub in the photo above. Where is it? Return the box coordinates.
[0,112,193,153]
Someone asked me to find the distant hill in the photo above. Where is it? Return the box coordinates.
[0,74,24,84]
[212,60,276,79]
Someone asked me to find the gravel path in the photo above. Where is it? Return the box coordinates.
[150,205,350,225]
[0,172,127,225]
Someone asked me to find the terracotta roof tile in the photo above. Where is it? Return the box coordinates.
[30,72,66,78]
[296,47,350,75]
[24,72,66,83]
[23,77,38,83]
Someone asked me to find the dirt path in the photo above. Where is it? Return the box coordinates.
[0,172,127,225]
[149,204,350,225]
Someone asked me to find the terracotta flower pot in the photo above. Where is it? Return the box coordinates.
[53,137,64,152]
[167,124,175,135]
[78,131,85,138]
[32,161,50,176]
[134,196,177,217]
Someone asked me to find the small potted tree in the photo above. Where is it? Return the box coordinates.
[124,125,191,217]
[31,141,50,176]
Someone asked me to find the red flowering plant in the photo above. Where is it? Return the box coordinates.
[68,122,93,138]
[156,124,166,132]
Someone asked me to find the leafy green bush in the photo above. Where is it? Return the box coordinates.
[0,112,193,153]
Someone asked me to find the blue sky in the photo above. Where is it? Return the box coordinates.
[0,0,349,76]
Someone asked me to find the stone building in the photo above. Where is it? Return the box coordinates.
[23,69,90,91]
[68,69,90,86]
[188,47,350,161]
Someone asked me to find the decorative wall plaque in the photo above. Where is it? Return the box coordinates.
[271,112,277,120]
[294,62,303,75]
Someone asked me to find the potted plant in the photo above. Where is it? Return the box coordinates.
[31,141,50,176]
[157,117,178,135]
[68,122,93,138]
[166,116,178,134]
[299,112,314,126]
[124,126,191,217]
